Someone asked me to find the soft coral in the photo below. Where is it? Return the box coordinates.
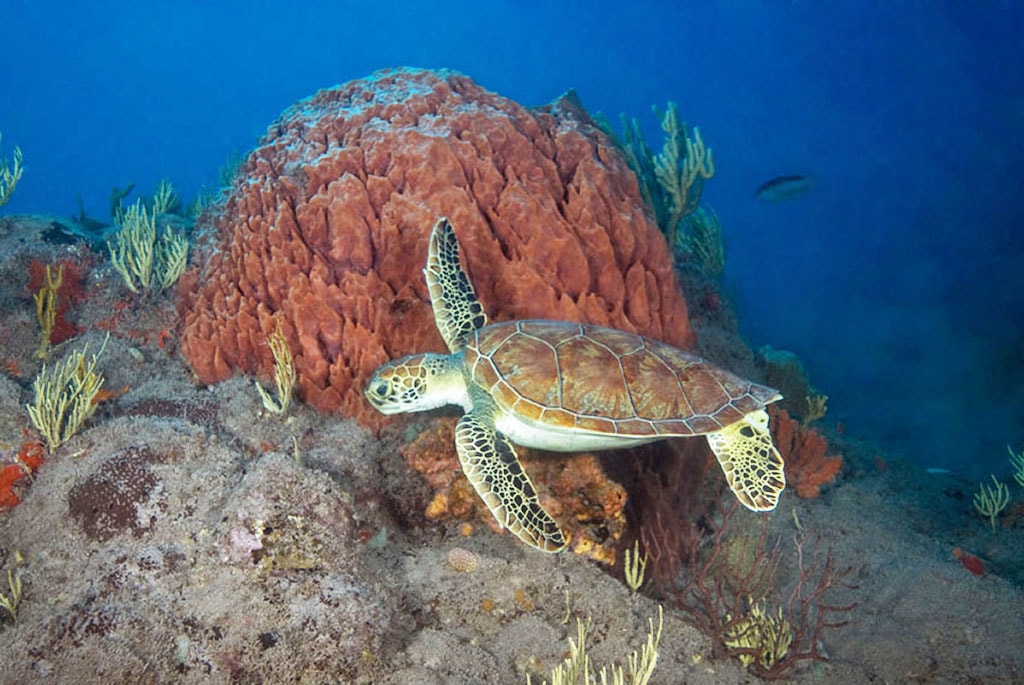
[0,439,45,509]
[769,406,843,499]
[0,463,24,508]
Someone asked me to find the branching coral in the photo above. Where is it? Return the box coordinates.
[656,502,856,678]
[151,178,180,215]
[27,258,86,351]
[770,406,842,499]
[623,539,649,593]
[0,131,24,208]
[109,183,135,220]
[653,102,715,248]
[802,394,828,425]
[973,476,1009,532]
[33,264,63,359]
[527,606,663,685]
[255,321,296,415]
[613,114,663,228]
[721,601,794,670]
[677,206,725,276]
[1008,445,1024,488]
[26,335,108,451]
[623,444,855,679]
[610,103,717,265]
[0,566,23,624]
[108,199,189,292]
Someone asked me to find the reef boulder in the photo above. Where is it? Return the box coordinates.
[178,67,693,427]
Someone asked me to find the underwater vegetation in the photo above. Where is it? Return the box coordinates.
[253,320,296,415]
[27,257,90,355]
[974,476,1009,532]
[527,605,663,685]
[107,192,189,294]
[614,434,853,677]
[0,131,23,208]
[970,446,1024,533]
[26,336,107,452]
[0,552,24,623]
[602,103,723,276]
[0,178,198,510]
[770,407,843,500]
[0,68,867,679]
[31,263,65,359]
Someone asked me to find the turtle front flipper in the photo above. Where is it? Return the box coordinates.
[425,217,488,353]
[705,409,786,511]
[454,413,567,553]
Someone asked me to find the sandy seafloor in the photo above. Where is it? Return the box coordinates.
[1,215,1023,684]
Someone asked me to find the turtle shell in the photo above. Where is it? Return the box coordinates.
[465,320,780,437]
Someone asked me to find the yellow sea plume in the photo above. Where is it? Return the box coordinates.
[722,601,794,671]
[653,102,715,248]
[678,206,725,276]
[1008,445,1024,488]
[255,322,296,415]
[0,131,24,208]
[610,103,716,256]
[33,264,64,359]
[623,539,649,593]
[973,476,1009,532]
[26,335,108,451]
[802,393,829,425]
[0,562,23,624]
[527,605,663,685]
[151,178,180,215]
[108,199,189,292]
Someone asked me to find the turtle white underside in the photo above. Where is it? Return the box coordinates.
[494,410,669,452]
[491,392,784,518]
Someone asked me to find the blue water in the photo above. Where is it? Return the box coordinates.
[3,2,1022,480]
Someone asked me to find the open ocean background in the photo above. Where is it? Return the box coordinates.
[3,1,1022,480]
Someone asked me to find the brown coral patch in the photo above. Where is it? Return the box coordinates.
[178,68,693,428]
[118,397,221,431]
[67,446,174,541]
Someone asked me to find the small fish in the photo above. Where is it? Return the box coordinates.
[755,174,812,201]
[925,467,954,476]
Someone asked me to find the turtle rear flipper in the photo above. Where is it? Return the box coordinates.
[706,409,786,511]
[455,413,567,553]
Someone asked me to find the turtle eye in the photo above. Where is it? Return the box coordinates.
[373,381,390,398]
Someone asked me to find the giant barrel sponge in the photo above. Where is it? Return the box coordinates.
[177,68,693,428]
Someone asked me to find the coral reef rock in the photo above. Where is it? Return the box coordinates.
[178,67,693,428]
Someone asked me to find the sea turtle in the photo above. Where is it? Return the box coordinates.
[365,218,786,553]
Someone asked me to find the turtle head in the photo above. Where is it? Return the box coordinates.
[365,352,469,415]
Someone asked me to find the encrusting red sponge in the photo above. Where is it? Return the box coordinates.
[0,440,46,510]
[953,547,985,576]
